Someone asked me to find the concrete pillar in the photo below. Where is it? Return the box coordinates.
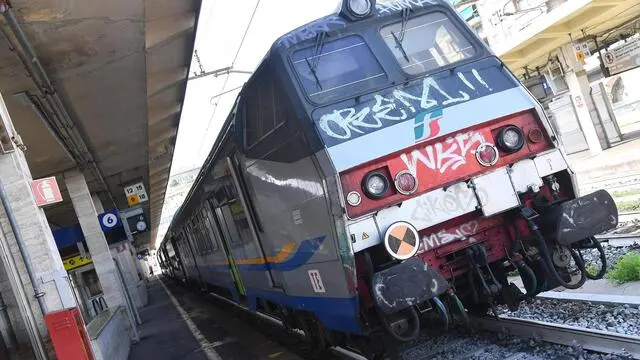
[92,194,104,214]
[559,44,603,156]
[0,92,78,354]
[110,244,142,309]
[64,170,127,310]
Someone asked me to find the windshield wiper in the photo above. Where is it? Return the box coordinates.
[391,31,410,62]
[392,8,411,63]
[305,57,322,90]
[305,31,327,90]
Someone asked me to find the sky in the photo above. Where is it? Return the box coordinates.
[171,0,341,174]
[155,0,341,246]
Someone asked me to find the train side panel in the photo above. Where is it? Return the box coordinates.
[235,61,360,333]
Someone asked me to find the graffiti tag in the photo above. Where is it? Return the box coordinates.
[410,183,487,224]
[418,220,479,253]
[317,68,494,142]
[376,0,436,15]
[277,16,346,48]
[400,131,486,175]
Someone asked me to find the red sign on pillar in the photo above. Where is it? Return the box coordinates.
[31,176,63,206]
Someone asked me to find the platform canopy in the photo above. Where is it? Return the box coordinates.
[495,0,639,76]
[0,0,201,248]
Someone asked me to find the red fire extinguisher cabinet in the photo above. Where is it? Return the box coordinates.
[44,307,94,360]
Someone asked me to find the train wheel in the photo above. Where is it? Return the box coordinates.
[379,307,420,342]
[297,313,327,351]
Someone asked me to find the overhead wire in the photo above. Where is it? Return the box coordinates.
[196,0,261,161]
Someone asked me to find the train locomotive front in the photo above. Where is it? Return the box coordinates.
[158,0,620,356]
[285,0,619,344]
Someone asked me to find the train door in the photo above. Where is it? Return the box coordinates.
[204,199,246,296]
[226,155,284,288]
[208,155,280,292]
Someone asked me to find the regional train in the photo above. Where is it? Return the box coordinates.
[158,0,618,357]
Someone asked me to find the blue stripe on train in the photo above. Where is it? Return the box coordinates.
[246,288,362,334]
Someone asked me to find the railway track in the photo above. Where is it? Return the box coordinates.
[472,316,640,359]
[167,278,640,360]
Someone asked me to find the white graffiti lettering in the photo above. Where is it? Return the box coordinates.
[317,70,492,141]
[376,0,435,15]
[318,108,373,140]
[400,131,486,175]
[278,16,345,48]
[418,220,479,253]
[372,94,408,123]
[410,184,488,225]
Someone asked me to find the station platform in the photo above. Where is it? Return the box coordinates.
[129,278,302,360]
[568,137,640,192]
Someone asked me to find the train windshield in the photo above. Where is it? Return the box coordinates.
[292,35,388,103]
[380,12,474,75]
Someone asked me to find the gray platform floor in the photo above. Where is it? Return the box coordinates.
[129,278,302,360]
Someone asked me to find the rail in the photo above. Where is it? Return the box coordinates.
[472,315,640,359]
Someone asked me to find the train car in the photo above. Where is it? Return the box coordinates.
[159,0,618,356]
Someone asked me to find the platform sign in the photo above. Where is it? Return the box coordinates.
[124,182,147,206]
[573,42,590,63]
[31,177,63,207]
[603,35,640,76]
[63,254,92,271]
[98,210,121,232]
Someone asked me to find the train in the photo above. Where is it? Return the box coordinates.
[158,0,619,357]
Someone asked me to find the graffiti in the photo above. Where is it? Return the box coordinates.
[277,16,345,48]
[418,220,479,253]
[317,68,494,142]
[376,0,435,15]
[400,131,486,175]
[410,183,487,222]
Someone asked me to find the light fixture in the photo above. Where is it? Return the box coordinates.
[496,125,525,152]
[362,171,389,199]
[475,143,499,166]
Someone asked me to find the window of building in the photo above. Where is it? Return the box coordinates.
[381,12,475,75]
[292,35,387,103]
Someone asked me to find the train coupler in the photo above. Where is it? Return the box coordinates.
[371,257,448,314]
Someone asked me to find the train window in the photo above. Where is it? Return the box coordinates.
[380,12,474,75]
[244,70,287,149]
[292,35,387,103]
[201,208,220,253]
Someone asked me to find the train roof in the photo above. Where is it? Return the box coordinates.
[271,0,453,51]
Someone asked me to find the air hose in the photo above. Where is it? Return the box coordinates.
[448,291,469,327]
[576,237,607,280]
[513,261,537,298]
[431,296,449,332]
[529,222,586,290]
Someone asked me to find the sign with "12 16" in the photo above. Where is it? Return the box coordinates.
[124,182,147,206]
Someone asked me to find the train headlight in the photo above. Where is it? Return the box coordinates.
[496,125,525,152]
[475,143,499,166]
[347,0,373,18]
[363,172,389,199]
[394,171,418,195]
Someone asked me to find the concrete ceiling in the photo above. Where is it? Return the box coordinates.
[0,0,200,248]
[495,0,640,76]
